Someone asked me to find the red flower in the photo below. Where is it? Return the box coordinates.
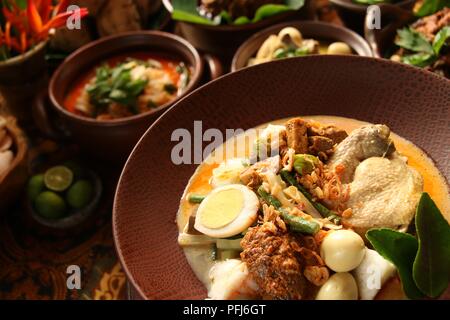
[1,0,89,57]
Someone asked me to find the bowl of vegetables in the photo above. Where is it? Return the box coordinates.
[26,162,102,229]
[163,0,316,60]
[329,0,415,34]
[232,21,373,71]
[365,3,450,78]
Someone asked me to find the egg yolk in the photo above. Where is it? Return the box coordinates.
[200,189,244,229]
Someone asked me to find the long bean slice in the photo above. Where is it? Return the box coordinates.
[280,170,341,224]
[280,210,320,235]
[257,186,320,235]
[188,194,206,204]
[257,186,282,208]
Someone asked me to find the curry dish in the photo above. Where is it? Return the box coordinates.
[177,116,450,300]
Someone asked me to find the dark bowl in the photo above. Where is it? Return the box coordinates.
[49,31,203,163]
[330,0,415,35]
[232,20,373,71]
[163,0,316,61]
[113,55,450,299]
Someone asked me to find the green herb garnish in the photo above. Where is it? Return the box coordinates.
[86,60,148,111]
[366,193,450,299]
[395,28,434,54]
[432,26,450,55]
[395,26,450,68]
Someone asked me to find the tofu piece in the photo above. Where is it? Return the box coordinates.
[353,248,396,300]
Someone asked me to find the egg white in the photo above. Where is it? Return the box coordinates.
[194,184,259,238]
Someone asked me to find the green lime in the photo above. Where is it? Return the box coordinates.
[27,174,45,201]
[44,166,74,192]
[34,191,67,219]
[66,180,94,209]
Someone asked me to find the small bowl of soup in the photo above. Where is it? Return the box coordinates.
[231,21,373,71]
[48,31,203,163]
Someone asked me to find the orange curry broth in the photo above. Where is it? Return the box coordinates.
[64,52,183,115]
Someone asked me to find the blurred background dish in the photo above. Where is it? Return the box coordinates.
[232,20,372,71]
[46,31,203,163]
[163,0,317,64]
[113,56,450,299]
[365,5,450,78]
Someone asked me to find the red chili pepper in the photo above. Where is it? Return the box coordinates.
[27,0,44,35]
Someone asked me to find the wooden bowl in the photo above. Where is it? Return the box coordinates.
[162,0,316,61]
[232,20,373,71]
[0,116,28,212]
[48,31,203,163]
[113,56,450,299]
[330,0,415,35]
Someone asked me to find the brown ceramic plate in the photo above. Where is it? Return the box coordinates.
[232,20,373,71]
[113,56,450,299]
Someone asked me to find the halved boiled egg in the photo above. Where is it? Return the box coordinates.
[210,158,248,189]
[194,184,259,238]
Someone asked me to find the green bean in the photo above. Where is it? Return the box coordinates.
[257,186,282,208]
[280,170,341,225]
[280,209,320,235]
[257,185,320,235]
[188,194,206,204]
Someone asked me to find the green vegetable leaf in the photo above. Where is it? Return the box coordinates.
[395,27,434,54]
[416,0,450,17]
[413,193,450,298]
[171,0,304,26]
[366,228,425,299]
[401,52,436,68]
[432,26,450,55]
